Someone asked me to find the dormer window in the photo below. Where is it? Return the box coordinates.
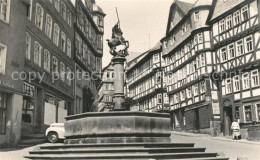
[194,11,199,21]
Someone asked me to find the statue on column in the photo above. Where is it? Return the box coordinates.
[106,8,129,57]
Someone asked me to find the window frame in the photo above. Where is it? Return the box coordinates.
[0,43,7,74]
[233,75,240,92]
[244,105,252,122]
[220,47,227,62]
[242,72,250,90]
[241,5,249,22]
[194,11,199,21]
[44,49,51,72]
[45,14,53,39]
[244,35,253,53]
[0,93,7,134]
[34,41,42,67]
[236,40,244,56]
[226,15,232,30]
[251,69,259,88]
[0,0,11,23]
[233,10,241,26]
[228,43,235,59]
[53,23,60,46]
[225,78,232,94]
[35,3,44,30]
[25,33,31,60]
[61,32,66,52]
[219,19,225,33]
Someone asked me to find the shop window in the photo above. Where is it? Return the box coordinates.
[244,105,252,122]
[251,69,259,87]
[0,93,7,134]
[22,83,35,124]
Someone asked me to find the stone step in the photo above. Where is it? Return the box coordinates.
[30,147,206,154]
[25,152,218,159]
[39,143,195,150]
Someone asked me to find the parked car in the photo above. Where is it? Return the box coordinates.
[45,123,65,143]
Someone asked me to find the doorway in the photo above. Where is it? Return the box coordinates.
[194,109,200,133]
[223,107,232,136]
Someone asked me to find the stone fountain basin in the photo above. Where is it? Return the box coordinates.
[64,111,171,144]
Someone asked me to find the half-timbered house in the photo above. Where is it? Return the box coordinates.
[209,0,260,138]
[161,0,217,134]
[126,43,170,112]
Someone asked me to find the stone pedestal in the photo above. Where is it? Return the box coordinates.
[112,56,126,110]
[64,111,171,144]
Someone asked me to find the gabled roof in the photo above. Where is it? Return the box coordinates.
[210,0,244,21]
[166,0,194,33]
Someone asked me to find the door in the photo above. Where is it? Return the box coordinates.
[194,109,200,132]
[224,107,232,136]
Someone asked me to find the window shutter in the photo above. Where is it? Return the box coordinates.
[252,105,257,122]
[239,106,244,123]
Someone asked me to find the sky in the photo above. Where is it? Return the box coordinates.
[96,0,196,67]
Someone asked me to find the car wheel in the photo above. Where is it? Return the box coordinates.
[47,132,59,143]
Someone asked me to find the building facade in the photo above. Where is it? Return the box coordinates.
[0,0,105,146]
[73,0,105,114]
[209,0,260,138]
[22,0,75,135]
[0,0,27,146]
[126,43,170,112]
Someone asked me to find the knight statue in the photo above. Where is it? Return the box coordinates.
[106,8,129,57]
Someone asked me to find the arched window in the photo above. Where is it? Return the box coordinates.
[45,14,52,39]
[61,2,66,20]
[53,23,60,46]
[35,3,44,30]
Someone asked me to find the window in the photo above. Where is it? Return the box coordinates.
[61,2,66,20]
[157,94,162,104]
[61,32,66,52]
[27,0,32,20]
[98,15,103,26]
[0,0,10,22]
[25,33,31,60]
[164,41,168,49]
[164,93,169,104]
[226,78,232,94]
[187,87,192,98]
[66,67,72,86]
[241,5,249,21]
[0,93,7,134]
[235,106,240,119]
[35,4,44,30]
[233,76,240,92]
[67,10,72,27]
[245,36,253,53]
[34,42,42,67]
[233,10,240,26]
[257,104,260,121]
[153,53,159,63]
[175,94,179,103]
[182,24,187,35]
[54,0,60,12]
[228,44,235,59]
[226,15,232,29]
[44,50,50,72]
[198,33,203,43]
[244,105,252,122]
[0,43,6,74]
[193,84,198,96]
[236,40,244,56]
[52,56,58,75]
[194,11,199,21]
[60,62,65,82]
[221,47,227,62]
[242,72,250,89]
[251,69,259,87]
[45,14,52,39]
[67,39,71,58]
[200,81,206,93]
[219,19,225,33]
[53,24,60,46]
[156,72,162,84]
[180,90,185,100]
